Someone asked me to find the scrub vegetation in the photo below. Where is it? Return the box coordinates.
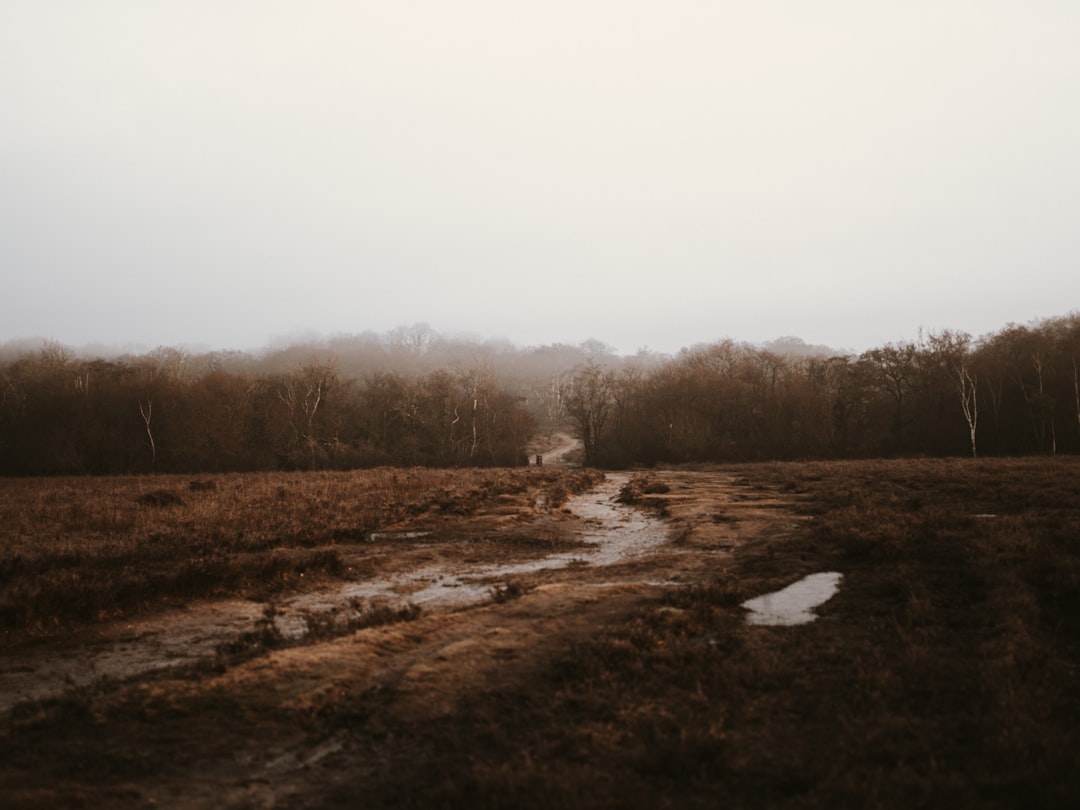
[3,312,1080,475]
[2,457,1078,807]
[0,466,603,644]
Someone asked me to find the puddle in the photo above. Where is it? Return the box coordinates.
[742,572,843,626]
[289,473,670,613]
[367,531,433,541]
[1,473,671,714]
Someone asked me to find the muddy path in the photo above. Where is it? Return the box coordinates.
[7,460,1079,809]
[526,430,581,464]
[0,472,672,716]
[2,469,809,808]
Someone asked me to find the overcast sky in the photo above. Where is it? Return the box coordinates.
[2,1,1078,356]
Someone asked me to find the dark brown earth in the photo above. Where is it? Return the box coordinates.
[3,457,1080,808]
[0,466,757,808]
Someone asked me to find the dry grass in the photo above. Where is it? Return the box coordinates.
[308,458,1080,807]
[0,467,603,644]
[2,458,1079,808]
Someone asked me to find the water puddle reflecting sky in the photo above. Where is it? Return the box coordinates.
[742,572,843,626]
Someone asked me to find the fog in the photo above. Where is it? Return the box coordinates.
[2,2,1078,355]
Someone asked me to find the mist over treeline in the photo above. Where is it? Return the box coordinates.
[1,315,1078,475]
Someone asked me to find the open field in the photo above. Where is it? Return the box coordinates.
[0,466,602,645]
[2,458,1079,807]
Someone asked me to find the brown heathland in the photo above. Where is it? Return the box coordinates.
[2,458,1079,808]
[0,466,602,644]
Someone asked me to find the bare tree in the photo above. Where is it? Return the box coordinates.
[138,398,156,468]
[149,346,189,381]
[566,361,614,466]
[276,363,334,468]
[1074,358,1080,440]
[455,364,496,460]
[862,341,919,436]
[38,340,74,371]
[957,362,978,458]
[997,326,1057,454]
[1030,349,1056,455]
[928,331,979,457]
[531,371,571,439]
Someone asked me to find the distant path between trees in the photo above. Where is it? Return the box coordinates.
[529,431,580,465]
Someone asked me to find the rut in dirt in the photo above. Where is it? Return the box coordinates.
[0,473,669,714]
[289,472,671,616]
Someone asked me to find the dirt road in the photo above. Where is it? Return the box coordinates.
[527,430,581,465]
[5,469,770,807]
[1,471,660,713]
[2,460,833,809]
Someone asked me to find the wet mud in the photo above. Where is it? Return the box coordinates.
[1,473,670,715]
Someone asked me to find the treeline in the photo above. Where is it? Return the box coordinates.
[0,354,533,474]
[565,314,1080,465]
[2,314,1078,474]
[0,325,650,475]
[0,324,637,384]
